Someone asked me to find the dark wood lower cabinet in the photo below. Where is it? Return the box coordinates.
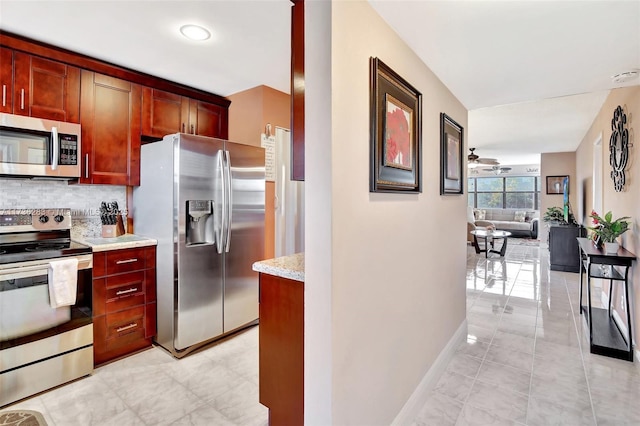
[92,246,156,366]
[258,273,304,425]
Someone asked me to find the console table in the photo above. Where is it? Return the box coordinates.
[577,238,636,361]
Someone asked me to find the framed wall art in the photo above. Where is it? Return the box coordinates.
[440,113,464,195]
[369,57,422,193]
[546,175,568,194]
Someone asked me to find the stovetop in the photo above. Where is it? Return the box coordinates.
[0,238,91,265]
[0,208,92,265]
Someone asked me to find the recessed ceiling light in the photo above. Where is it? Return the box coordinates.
[611,71,639,84]
[180,24,211,41]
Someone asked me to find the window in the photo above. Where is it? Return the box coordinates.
[468,176,540,210]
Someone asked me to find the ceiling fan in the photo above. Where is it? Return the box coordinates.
[467,148,499,168]
[483,165,513,175]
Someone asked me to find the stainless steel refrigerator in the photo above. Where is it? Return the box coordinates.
[133,133,265,358]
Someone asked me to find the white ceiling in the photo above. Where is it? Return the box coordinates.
[2,1,639,166]
[371,0,640,165]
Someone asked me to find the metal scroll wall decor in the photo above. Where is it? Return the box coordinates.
[609,105,630,192]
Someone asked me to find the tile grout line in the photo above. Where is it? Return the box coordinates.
[457,246,525,424]
[563,273,599,425]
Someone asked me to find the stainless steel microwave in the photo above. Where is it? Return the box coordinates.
[0,113,81,179]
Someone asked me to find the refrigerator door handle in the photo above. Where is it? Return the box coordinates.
[216,150,226,254]
[223,149,233,253]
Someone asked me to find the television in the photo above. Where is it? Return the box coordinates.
[562,176,570,223]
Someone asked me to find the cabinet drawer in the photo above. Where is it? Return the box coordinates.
[106,306,144,339]
[102,271,146,313]
[105,329,146,353]
[106,248,146,275]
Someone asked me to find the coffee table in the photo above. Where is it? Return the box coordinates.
[470,230,512,258]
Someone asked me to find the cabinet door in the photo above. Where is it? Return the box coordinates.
[0,47,13,113]
[80,71,141,185]
[141,87,187,139]
[13,52,80,122]
[188,99,228,139]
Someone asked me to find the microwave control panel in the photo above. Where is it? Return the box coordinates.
[59,134,78,165]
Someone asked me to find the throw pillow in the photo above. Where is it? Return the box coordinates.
[525,211,536,222]
[514,211,526,222]
[475,209,486,220]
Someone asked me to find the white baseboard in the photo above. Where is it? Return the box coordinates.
[391,320,468,426]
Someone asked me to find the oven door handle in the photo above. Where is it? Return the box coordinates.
[0,256,93,280]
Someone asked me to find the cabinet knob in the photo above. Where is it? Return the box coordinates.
[182,123,185,133]
[191,124,195,134]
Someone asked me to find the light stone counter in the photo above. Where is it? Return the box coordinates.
[252,253,304,282]
[74,234,157,252]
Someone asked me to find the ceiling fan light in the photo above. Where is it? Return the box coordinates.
[468,162,478,168]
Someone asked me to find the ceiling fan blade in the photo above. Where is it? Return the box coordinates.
[477,158,499,165]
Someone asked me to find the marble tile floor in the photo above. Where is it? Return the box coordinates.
[2,326,267,426]
[413,242,640,426]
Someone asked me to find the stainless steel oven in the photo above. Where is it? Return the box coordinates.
[0,208,93,407]
[0,113,81,179]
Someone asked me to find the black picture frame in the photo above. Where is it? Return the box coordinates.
[440,113,464,195]
[546,175,568,194]
[369,57,422,193]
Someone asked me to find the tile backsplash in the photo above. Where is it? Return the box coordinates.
[0,178,127,238]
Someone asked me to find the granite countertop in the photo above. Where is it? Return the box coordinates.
[252,253,304,282]
[73,234,158,252]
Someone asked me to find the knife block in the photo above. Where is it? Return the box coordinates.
[101,214,126,238]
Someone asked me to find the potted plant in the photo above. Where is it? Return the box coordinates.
[543,206,576,225]
[588,210,631,253]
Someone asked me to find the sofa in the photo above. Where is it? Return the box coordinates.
[467,206,496,243]
[473,208,539,239]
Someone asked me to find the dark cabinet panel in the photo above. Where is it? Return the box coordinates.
[142,87,185,138]
[549,225,585,272]
[259,273,304,425]
[142,88,228,140]
[0,49,80,122]
[0,47,13,113]
[80,71,141,185]
[188,99,228,139]
[291,0,305,181]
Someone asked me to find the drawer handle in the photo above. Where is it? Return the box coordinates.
[116,323,138,333]
[116,258,138,265]
[116,287,138,296]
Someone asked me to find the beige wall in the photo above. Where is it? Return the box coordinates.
[227,85,290,260]
[227,85,290,147]
[305,2,468,423]
[540,152,577,244]
[575,86,640,354]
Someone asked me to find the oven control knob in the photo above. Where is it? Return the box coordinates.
[39,215,49,223]
[54,215,65,223]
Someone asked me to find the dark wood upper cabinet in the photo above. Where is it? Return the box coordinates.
[1,30,230,189]
[188,99,228,139]
[141,87,184,138]
[0,47,13,113]
[142,87,228,140]
[0,48,80,122]
[291,0,305,181]
[80,71,141,186]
